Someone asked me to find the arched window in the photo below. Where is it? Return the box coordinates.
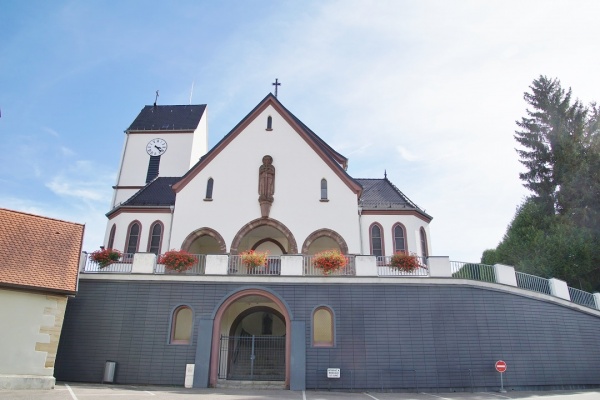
[147,221,163,255]
[420,227,429,258]
[170,306,193,345]
[125,221,141,254]
[205,177,214,200]
[107,224,116,250]
[392,223,407,254]
[312,306,334,347]
[369,223,384,257]
[320,179,328,201]
[266,116,273,131]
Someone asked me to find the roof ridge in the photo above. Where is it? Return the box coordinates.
[0,208,83,227]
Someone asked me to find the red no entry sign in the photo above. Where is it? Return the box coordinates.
[495,360,507,373]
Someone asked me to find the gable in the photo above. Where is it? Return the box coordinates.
[172,94,362,196]
[0,209,84,294]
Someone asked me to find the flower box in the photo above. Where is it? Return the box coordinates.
[240,250,268,270]
[89,248,122,268]
[313,250,347,275]
[159,250,197,273]
[389,252,421,272]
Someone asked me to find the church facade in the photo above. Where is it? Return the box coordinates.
[54,94,600,391]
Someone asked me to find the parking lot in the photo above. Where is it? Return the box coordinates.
[1,383,600,400]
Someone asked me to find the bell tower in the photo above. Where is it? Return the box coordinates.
[111,104,208,208]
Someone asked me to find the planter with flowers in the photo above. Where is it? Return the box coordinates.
[90,248,122,268]
[159,250,197,273]
[389,252,421,273]
[313,249,348,275]
[240,250,268,272]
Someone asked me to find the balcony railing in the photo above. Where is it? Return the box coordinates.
[569,286,596,308]
[303,255,355,276]
[228,255,281,276]
[450,261,496,283]
[516,271,551,295]
[376,256,429,277]
[155,254,206,275]
[82,252,134,273]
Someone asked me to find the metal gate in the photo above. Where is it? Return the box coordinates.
[218,335,285,381]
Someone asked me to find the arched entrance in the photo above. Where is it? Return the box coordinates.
[181,227,227,254]
[230,218,298,255]
[210,289,292,388]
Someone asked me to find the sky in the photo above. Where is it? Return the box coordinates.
[1,0,599,262]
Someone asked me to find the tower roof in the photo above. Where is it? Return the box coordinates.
[356,178,432,221]
[127,104,206,131]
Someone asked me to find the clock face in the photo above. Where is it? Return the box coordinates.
[146,138,167,156]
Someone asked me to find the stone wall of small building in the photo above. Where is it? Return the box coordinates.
[55,280,600,390]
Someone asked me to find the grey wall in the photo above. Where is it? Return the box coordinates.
[55,281,600,390]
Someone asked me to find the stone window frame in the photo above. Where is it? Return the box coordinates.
[392,223,407,254]
[107,224,116,249]
[147,220,164,255]
[311,305,335,348]
[204,177,214,201]
[369,222,385,257]
[420,227,429,258]
[320,178,328,201]
[125,220,141,255]
[169,305,194,345]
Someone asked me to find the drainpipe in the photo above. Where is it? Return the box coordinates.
[358,204,364,255]
[166,205,175,250]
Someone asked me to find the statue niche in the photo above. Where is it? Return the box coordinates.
[258,155,275,218]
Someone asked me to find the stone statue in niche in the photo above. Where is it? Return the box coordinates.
[258,155,275,218]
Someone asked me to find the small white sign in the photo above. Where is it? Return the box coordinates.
[327,368,341,378]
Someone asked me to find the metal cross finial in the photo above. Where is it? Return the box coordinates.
[272,79,281,98]
[154,90,159,107]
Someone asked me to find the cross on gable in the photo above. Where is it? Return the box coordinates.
[272,79,281,97]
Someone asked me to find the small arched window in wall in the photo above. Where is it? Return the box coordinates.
[170,305,193,345]
[320,179,328,201]
[312,306,334,347]
[205,177,214,201]
[369,223,384,257]
[125,221,141,254]
[392,223,407,254]
[420,227,429,258]
[107,224,116,249]
[147,221,163,255]
[266,116,273,131]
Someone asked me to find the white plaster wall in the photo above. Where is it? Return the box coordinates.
[170,105,361,253]
[103,211,173,253]
[190,111,208,167]
[0,289,57,376]
[360,214,431,257]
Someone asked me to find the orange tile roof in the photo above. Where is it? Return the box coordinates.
[0,208,84,295]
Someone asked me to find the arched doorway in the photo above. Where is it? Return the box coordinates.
[210,289,291,388]
[302,228,349,254]
[230,218,298,255]
[181,227,226,254]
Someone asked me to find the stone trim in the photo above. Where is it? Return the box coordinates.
[34,295,67,371]
[180,227,227,254]
[230,218,298,255]
[301,228,348,254]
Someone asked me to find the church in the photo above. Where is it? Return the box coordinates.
[54,93,600,391]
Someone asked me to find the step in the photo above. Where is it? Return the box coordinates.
[217,379,285,390]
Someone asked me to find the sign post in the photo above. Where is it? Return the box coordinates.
[495,360,507,393]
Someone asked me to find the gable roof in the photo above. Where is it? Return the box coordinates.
[106,177,180,217]
[127,105,206,132]
[0,209,84,295]
[356,178,432,222]
[172,94,362,195]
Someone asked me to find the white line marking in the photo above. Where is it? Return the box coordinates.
[303,390,307,400]
[420,393,453,400]
[144,391,155,396]
[65,384,79,400]
[364,393,381,400]
[477,392,511,399]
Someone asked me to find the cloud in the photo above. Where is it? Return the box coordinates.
[396,146,419,162]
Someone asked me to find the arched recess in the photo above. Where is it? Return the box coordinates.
[252,238,286,255]
[301,228,349,254]
[230,218,298,255]
[209,288,292,388]
[181,227,227,254]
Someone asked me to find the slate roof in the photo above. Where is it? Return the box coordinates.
[119,177,180,208]
[0,208,84,295]
[127,105,206,131]
[356,178,431,218]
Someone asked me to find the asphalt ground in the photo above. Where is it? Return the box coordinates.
[1,383,600,400]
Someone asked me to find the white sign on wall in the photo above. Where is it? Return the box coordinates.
[327,368,341,378]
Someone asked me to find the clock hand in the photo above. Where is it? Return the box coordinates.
[155,145,162,151]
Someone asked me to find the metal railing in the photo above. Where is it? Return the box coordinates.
[155,254,206,275]
[82,252,134,273]
[515,271,551,295]
[303,255,356,276]
[228,255,281,276]
[450,261,496,283]
[376,256,429,277]
[569,286,597,308]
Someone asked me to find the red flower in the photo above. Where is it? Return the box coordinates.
[240,250,268,269]
[159,250,197,272]
[389,252,421,272]
[313,250,347,275]
[90,248,122,268]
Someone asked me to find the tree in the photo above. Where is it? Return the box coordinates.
[483,76,600,291]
